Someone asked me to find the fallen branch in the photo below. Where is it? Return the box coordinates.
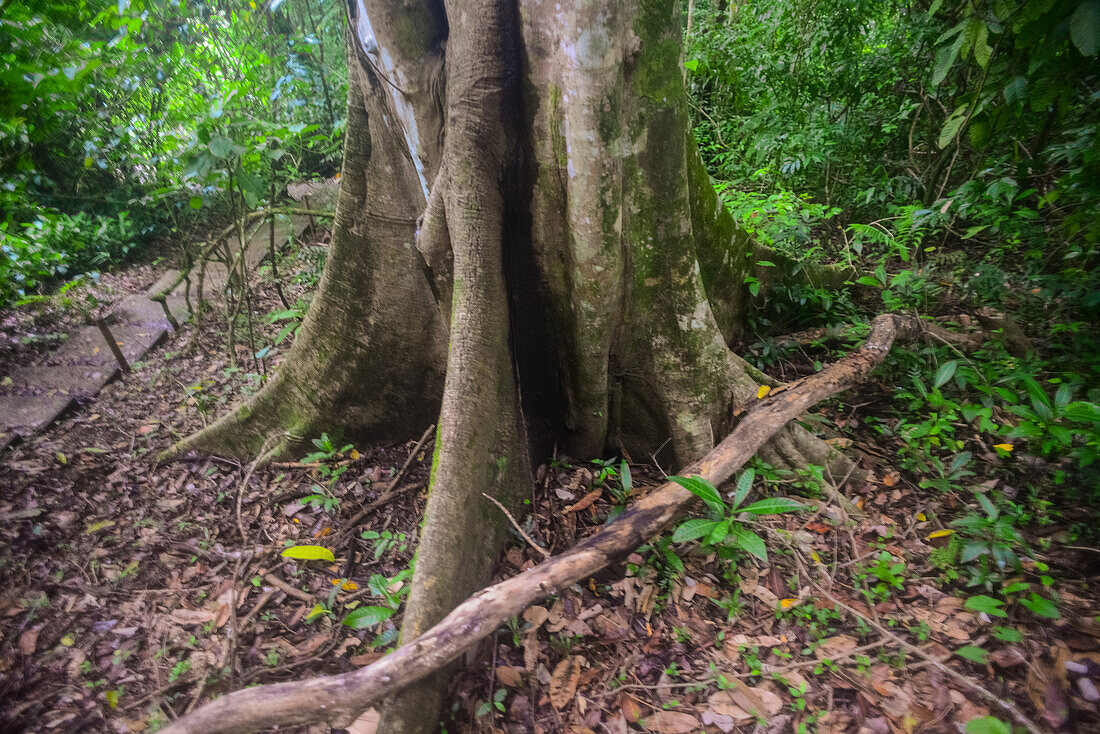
[162,313,944,734]
[818,588,1043,734]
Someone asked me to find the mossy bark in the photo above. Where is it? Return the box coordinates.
[166,35,448,461]
[175,0,851,731]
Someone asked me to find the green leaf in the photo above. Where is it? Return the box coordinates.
[964,595,1008,617]
[933,360,958,389]
[669,475,726,516]
[731,468,755,510]
[1070,1,1099,56]
[965,716,1011,734]
[938,106,968,149]
[1020,592,1060,619]
[238,168,266,206]
[342,605,395,629]
[971,21,992,67]
[707,518,732,544]
[960,541,989,563]
[992,626,1023,643]
[932,26,966,87]
[955,645,989,664]
[1003,76,1027,106]
[728,526,768,561]
[188,196,203,210]
[740,497,807,515]
[672,518,719,543]
[208,135,240,159]
[856,276,882,287]
[684,58,700,73]
[280,545,335,562]
[620,460,633,494]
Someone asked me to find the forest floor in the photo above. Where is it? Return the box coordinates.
[1,227,1099,734]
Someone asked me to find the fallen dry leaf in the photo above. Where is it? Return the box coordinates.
[724,684,782,718]
[641,710,699,733]
[564,488,602,513]
[619,692,647,723]
[706,690,752,724]
[496,665,525,687]
[549,655,584,709]
[346,707,379,734]
[19,627,39,655]
[523,605,549,628]
[523,631,539,672]
[816,634,859,658]
[169,608,216,626]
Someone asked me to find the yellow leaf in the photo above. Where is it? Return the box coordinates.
[56,452,67,464]
[917,512,927,522]
[779,598,797,609]
[993,443,1014,452]
[927,529,955,539]
[350,449,361,460]
[810,550,822,564]
[757,385,772,399]
[60,636,74,646]
[305,604,326,621]
[85,519,115,534]
[105,690,119,708]
[342,580,358,591]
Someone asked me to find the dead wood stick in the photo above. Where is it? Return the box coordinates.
[818,588,1043,734]
[94,318,130,373]
[332,425,435,544]
[482,492,551,558]
[161,314,949,734]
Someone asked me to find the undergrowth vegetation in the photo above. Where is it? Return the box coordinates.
[0,0,345,307]
[677,0,1100,663]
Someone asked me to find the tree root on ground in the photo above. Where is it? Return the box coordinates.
[161,313,955,734]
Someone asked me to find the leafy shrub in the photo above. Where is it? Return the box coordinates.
[0,210,137,306]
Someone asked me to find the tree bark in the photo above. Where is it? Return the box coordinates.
[168,0,861,730]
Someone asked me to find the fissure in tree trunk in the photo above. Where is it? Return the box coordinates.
[169,0,851,731]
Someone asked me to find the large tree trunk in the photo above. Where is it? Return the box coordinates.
[171,0,848,730]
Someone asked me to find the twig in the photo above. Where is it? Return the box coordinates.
[817,587,1043,734]
[161,314,975,734]
[482,493,550,559]
[332,425,435,543]
[238,436,281,544]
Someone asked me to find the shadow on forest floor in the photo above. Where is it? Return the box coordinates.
[1,227,1099,734]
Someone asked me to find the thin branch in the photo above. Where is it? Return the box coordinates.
[817,588,1043,734]
[161,314,955,734]
[482,493,551,559]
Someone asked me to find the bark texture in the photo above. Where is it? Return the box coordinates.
[167,32,448,461]
[171,0,856,731]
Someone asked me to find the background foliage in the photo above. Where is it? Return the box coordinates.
[0,0,346,305]
[685,0,1100,548]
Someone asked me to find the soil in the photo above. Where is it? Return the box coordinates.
[1,228,1099,734]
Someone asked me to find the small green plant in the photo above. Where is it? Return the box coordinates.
[951,492,1028,588]
[713,591,745,622]
[299,433,356,512]
[475,688,507,717]
[854,550,907,603]
[341,569,413,646]
[670,469,806,561]
[168,659,191,683]
[360,530,409,560]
